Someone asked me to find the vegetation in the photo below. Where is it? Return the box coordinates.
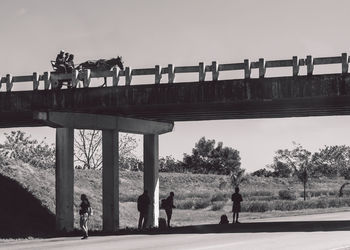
[0,131,55,169]
[2,159,350,233]
[182,137,242,175]
[75,130,140,170]
[3,131,350,235]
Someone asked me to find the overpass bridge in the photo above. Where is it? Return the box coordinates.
[1,53,350,233]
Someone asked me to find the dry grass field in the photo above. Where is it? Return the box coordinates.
[1,160,350,233]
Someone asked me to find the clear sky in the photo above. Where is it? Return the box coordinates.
[1,0,350,172]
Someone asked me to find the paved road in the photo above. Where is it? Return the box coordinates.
[2,212,350,250]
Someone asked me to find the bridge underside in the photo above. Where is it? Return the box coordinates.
[1,73,350,127]
[2,97,350,127]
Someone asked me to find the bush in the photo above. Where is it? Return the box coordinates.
[176,199,194,209]
[242,201,270,212]
[278,190,297,200]
[0,131,55,169]
[210,192,227,202]
[211,202,226,211]
[244,190,274,197]
[193,198,211,209]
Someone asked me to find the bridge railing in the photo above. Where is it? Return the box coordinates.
[0,53,349,92]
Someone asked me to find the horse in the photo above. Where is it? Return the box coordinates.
[76,56,124,86]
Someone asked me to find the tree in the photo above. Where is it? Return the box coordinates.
[230,168,246,188]
[182,137,242,175]
[270,161,293,178]
[274,142,312,200]
[74,130,102,169]
[311,145,350,179]
[74,130,139,170]
[159,156,183,173]
[0,130,55,168]
[251,168,274,177]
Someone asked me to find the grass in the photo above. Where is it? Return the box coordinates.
[1,160,350,233]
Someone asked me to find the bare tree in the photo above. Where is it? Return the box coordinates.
[74,130,139,169]
[74,130,102,169]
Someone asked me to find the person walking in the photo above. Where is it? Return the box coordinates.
[137,190,150,230]
[164,192,176,228]
[79,194,91,239]
[231,187,243,224]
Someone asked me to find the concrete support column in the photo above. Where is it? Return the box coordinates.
[56,128,74,232]
[143,134,159,228]
[102,130,119,231]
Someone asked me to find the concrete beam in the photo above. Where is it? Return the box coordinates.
[143,134,159,228]
[102,130,119,232]
[34,111,173,134]
[56,128,74,232]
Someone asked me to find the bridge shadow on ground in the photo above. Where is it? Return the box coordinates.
[0,174,55,239]
[145,221,350,235]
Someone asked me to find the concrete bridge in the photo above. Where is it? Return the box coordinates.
[1,53,350,232]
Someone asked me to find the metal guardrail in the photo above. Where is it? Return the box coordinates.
[0,53,349,92]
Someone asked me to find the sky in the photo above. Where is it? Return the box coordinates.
[1,0,350,172]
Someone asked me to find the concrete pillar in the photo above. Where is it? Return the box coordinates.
[56,128,74,232]
[143,134,159,228]
[102,130,119,231]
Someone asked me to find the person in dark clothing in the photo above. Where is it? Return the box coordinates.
[66,54,75,73]
[231,187,243,224]
[55,50,66,73]
[64,52,70,63]
[79,194,91,239]
[219,214,229,224]
[137,190,150,230]
[164,192,176,228]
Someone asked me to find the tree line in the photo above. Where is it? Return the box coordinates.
[252,142,350,180]
[1,131,350,185]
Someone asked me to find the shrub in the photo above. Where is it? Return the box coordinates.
[210,192,227,202]
[278,190,297,200]
[242,201,270,212]
[211,202,226,211]
[176,199,194,209]
[244,190,274,197]
[193,198,211,209]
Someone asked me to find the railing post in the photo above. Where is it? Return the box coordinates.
[292,56,299,76]
[306,55,313,76]
[199,62,205,82]
[71,69,79,88]
[155,65,161,84]
[6,74,13,92]
[212,61,219,81]
[342,53,348,74]
[125,67,132,86]
[83,69,91,88]
[44,72,51,90]
[244,59,251,79]
[168,64,175,84]
[33,72,39,90]
[112,67,120,86]
[259,58,265,78]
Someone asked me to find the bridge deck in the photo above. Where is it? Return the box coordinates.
[1,73,350,127]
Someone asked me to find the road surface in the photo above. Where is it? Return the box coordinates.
[1,212,350,250]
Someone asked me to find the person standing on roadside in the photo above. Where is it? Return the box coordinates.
[164,191,176,228]
[79,194,91,239]
[231,187,243,224]
[137,190,150,230]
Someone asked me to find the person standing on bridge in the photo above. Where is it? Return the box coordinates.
[79,194,91,239]
[164,191,176,228]
[137,190,150,230]
[231,187,243,224]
